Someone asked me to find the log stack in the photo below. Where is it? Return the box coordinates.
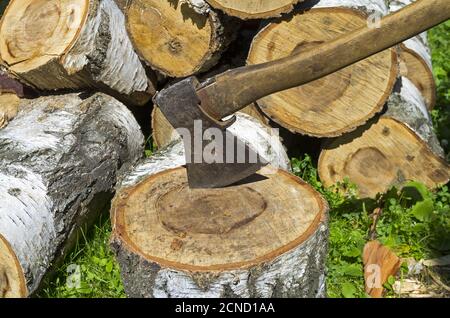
[0,0,155,105]
[0,93,143,297]
[0,0,447,299]
[316,2,448,198]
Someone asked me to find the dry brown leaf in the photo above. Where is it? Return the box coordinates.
[363,240,402,298]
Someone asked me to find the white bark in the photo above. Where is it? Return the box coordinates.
[311,0,388,15]
[386,77,444,157]
[7,0,150,105]
[0,92,144,295]
[389,0,433,69]
[62,0,148,95]
[112,218,328,298]
[182,0,211,15]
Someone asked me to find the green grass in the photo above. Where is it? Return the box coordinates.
[38,218,125,298]
[40,22,450,298]
[430,21,450,159]
[291,156,449,298]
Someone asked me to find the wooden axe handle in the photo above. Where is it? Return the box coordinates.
[197,0,450,120]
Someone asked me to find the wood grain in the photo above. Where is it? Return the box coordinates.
[247,7,397,137]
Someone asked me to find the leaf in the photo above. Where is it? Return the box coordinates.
[411,198,434,222]
[99,258,108,267]
[341,263,363,277]
[105,262,113,273]
[402,181,431,204]
[343,247,361,258]
[387,275,395,285]
[342,282,356,298]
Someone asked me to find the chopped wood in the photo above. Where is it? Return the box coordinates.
[319,77,449,198]
[0,92,144,297]
[0,0,155,106]
[111,139,329,298]
[247,0,397,137]
[125,0,238,77]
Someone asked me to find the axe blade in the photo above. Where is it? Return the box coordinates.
[154,77,268,188]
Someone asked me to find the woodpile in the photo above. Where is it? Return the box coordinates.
[0,0,448,299]
[0,93,143,297]
[316,0,448,197]
[0,0,155,105]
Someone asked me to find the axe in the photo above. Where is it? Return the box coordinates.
[155,0,450,188]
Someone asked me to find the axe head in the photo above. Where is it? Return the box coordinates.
[154,77,268,188]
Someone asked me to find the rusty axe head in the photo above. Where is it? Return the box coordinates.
[154,77,268,188]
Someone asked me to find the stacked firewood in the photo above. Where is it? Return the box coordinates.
[0,0,448,298]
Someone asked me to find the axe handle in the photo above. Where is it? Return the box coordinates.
[197,0,450,120]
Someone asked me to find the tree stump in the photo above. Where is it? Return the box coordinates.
[125,0,237,78]
[247,0,398,137]
[111,140,329,298]
[319,77,449,198]
[205,0,303,19]
[0,0,154,106]
[0,92,144,297]
[151,105,268,148]
[389,0,436,109]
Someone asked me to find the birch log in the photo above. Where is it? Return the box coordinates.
[205,0,303,19]
[111,130,330,298]
[151,104,268,148]
[0,92,144,298]
[125,0,238,78]
[0,0,155,106]
[319,77,449,198]
[247,0,398,137]
[389,0,436,109]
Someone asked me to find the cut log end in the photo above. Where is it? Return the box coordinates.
[127,0,232,77]
[319,117,450,198]
[399,45,436,110]
[206,0,302,19]
[1,0,153,106]
[0,0,89,73]
[247,7,397,137]
[111,166,329,297]
[0,234,27,298]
